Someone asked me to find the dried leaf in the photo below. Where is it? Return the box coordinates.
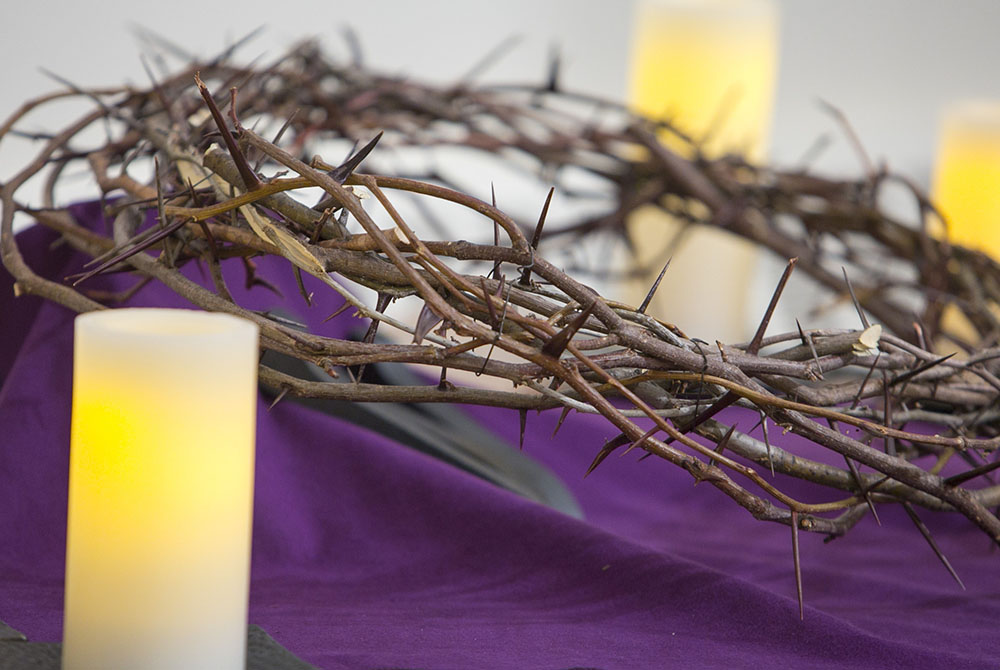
[852,324,882,355]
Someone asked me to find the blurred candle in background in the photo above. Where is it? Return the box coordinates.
[63,309,259,670]
[932,101,1000,257]
[625,0,778,342]
[930,101,1000,346]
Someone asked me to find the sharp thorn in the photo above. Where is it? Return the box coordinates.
[638,258,670,315]
[268,388,289,412]
[329,131,383,184]
[519,408,527,450]
[323,301,353,322]
[841,266,871,329]
[902,502,965,590]
[552,406,572,438]
[748,257,797,355]
[585,433,630,477]
[760,412,775,477]
[518,186,554,285]
[888,353,956,388]
[621,426,659,458]
[945,457,1000,486]
[541,303,595,359]
[843,455,881,526]
[791,510,804,620]
[706,424,737,470]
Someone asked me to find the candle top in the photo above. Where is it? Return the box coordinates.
[940,100,1000,133]
[637,0,776,20]
[75,308,259,341]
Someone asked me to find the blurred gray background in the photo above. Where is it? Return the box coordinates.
[6,1,1000,183]
[2,0,999,333]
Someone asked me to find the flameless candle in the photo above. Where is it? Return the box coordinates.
[931,101,1000,257]
[929,101,1000,345]
[63,308,259,670]
[625,0,778,341]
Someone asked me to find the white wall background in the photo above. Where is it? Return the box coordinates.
[3,0,999,333]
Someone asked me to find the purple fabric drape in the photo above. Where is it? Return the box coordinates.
[1,201,997,669]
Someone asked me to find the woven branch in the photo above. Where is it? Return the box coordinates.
[2,40,999,596]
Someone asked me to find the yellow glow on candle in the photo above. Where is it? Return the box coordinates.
[629,0,778,160]
[932,101,1000,257]
[625,0,778,342]
[63,309,259,670]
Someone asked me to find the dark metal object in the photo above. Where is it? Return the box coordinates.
[0,621,317,670]
[260,326,584,520]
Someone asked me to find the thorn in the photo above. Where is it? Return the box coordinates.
[912,320,928,351]
[323,301,353,323]
[256,108,299,171]
[310,206,336,244]
[791,510,804,620]
[676,391,739,439]
[438,367,454,391]
[268,388,289,412]
[355,292,392,381]
[457,34,523,84]
[481,276,500,327]
[877,368,897,457]
[329,132,383,184]
[620,426,659,458]
[545,44,561,92]
[293,267,312,307]
[541,303,595,359]
[706,424,737,470]
[519,408,527,450]
[585,433,630,477]
[841,267,870,329]
[477,284,512,376]
[748,258,797,355]
[153,157,167,231]
[413,301,444,344]
[70,216,191,285]
[796,318,824,380]
[141,54,179,124]
[638,259,670,315]
[312,132,384,210]
[193,72,261,191]
[342,26,364,66]
[239,257,282,297]
[229,87,242,131]
[849,351,882,410]
[902,502,965,590]
[760,412,775,477]
[818,98,875,177]
[842,453,881,525]
[208,25,265,67]
[887,353,956,388]
[491,184,502,279]
[945,458,1000,486]
[552,406,572,437]
[519,187,554,286]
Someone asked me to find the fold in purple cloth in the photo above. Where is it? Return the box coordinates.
[1,201,997,669]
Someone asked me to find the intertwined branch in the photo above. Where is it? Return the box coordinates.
[3,39,999,604]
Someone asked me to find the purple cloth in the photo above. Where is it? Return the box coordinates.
[1,201,998,669]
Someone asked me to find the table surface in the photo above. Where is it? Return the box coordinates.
[1,202,998,670]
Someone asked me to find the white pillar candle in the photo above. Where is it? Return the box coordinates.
[63,308,259,670]
[625,0,779,343]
